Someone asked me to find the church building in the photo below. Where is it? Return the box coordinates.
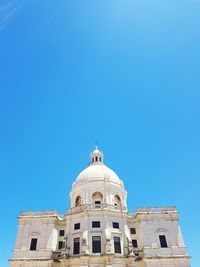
[10,147,190,267]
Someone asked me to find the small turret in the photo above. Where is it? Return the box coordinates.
[90,145,104,164]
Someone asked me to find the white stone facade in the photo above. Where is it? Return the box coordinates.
[10,147,190,267]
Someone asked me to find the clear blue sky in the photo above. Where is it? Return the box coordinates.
[0,0,199,266]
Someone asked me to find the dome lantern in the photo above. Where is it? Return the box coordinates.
[90,145,104,164]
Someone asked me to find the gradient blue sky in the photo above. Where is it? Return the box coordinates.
[0,0,199,266]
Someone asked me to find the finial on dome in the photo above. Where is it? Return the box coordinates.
[90,145,104,164]
[95,141,99,151]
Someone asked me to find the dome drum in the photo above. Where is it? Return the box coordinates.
[70,187,127,211]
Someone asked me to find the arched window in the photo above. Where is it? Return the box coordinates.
[92,192,103,207]
[75,196,82,207]
[114,194,122,206]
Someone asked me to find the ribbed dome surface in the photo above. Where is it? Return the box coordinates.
[75,163,122,186]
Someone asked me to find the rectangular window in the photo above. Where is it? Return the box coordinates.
[130,228,136,234]
[74,223,80,230]
[92,236,101,253]
[59,230,65,236]
[73,238,80,255]
[58,241,63,249]
[132,239,138,248]
[30,238,37,251]
[114,237,121,254]
[113,222,119,229]
[92,221,100,228]
[159,235,168,248]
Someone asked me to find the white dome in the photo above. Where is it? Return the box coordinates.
[70,147,127,210]
[75,163,122,186]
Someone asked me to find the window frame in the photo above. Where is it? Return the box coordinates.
[30,238,37,251]
[132,239,138,248]
[73,237,80,255]
[92,221,101,228]
[59,230,65,236]
[113,222,119,229]
[92,236,101,253]
[159,235,168,248]
[58,241,63,249]
[74,223,80,230]
[114,236,121,254]
[130,228,136,234]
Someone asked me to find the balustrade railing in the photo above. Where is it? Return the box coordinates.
[68,203,126,215]
[20,210,65,218]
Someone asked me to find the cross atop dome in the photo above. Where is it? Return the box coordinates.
[90,145,104,164]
